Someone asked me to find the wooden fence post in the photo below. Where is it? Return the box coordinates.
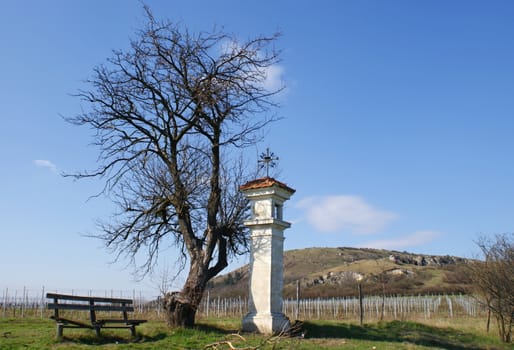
[40,286,45,319]
[2,288,7,318]
[295,280,300,320]
[358,283,363,326]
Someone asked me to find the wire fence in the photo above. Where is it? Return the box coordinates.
[1,287,161,319]
[2,286,487,322]
[199,293,488,321]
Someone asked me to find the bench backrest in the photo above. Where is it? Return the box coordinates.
[46,293,134,305]
[46,293,135,322]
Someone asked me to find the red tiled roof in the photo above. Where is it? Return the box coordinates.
[240,177,295,193]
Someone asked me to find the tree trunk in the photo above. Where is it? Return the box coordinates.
[486,308,491,333]
[162,264,207,327]
[162,292,198,327]
[163,255,209,328]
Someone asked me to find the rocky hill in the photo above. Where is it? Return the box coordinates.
[206,247,473,298]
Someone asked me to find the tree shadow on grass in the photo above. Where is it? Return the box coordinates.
[195,323,238,334]
[60,323,232,346]
[303,320,498,350]
[61,331,167,345]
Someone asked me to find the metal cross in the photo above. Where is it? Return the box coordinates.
[258,148,279,177]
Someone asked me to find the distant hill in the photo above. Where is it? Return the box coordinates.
[206,247,473,298]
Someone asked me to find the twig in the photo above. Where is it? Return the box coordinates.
[204,334,257,350]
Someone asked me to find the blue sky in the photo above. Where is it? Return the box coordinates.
[1,1,513,295]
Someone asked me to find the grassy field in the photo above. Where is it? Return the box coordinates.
[0,316,510,350]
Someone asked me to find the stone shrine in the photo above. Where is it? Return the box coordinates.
[240,177,295,334]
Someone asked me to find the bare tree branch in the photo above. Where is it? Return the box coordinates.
[468,233,514,343]
[66,6,282,327]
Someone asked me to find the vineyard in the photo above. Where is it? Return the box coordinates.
[202,293,486,321]
[1,287,486,322]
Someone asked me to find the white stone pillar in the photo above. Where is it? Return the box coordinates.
[240,178,295,334]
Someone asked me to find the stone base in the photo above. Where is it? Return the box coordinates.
[242,312,290,334]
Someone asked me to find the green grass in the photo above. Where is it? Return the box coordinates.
[301,320,509,349]
[0,317,510,349]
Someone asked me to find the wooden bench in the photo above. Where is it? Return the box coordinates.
[46,293,147,339]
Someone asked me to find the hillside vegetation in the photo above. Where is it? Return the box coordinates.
[207,247,473,298]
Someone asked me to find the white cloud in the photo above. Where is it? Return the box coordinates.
[34,159,58,173]
[218,38,285,93]
[263,64,284,92]
[296,195,397,234]
[362,230,441,250]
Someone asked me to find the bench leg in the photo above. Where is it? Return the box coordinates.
[130,325,136,337]
[94,326,101,337]
[56,324,64,340]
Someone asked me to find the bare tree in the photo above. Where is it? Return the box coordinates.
[468,233,513,343]
[67,7,282,327]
